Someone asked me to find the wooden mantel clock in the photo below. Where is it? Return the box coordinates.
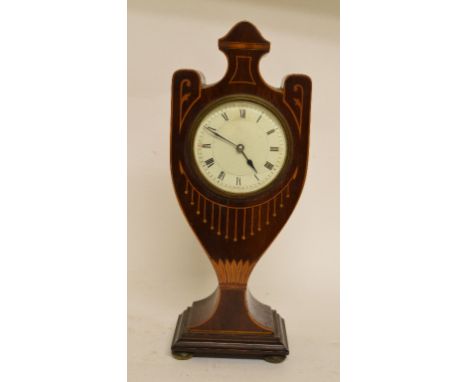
[170,21,311,363]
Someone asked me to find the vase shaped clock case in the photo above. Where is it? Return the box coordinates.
[170,21,312,362]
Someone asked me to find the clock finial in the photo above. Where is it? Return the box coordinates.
[218,21,270,52]
[218,22,270,86]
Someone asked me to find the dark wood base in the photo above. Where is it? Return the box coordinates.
[171,306,289,361]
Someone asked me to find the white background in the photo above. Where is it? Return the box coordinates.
[1,1,468,382]
[127,1,339,381]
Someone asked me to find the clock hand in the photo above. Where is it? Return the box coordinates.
[205,126,237,148]
[243,153,257,173]
[237,145,258,173]
[205,127,257,173]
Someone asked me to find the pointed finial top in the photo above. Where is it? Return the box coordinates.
[219,21,270,53]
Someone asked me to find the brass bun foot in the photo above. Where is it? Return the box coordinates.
[264,355,286,363]
[172,351,193,360]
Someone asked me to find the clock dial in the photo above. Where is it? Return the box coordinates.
[193,99,288,194]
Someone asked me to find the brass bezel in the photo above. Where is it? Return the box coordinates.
[185,94,294,200]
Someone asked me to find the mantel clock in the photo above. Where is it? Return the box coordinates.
[170,21,312,363]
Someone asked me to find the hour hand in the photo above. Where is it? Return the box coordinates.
[245,157,257,173]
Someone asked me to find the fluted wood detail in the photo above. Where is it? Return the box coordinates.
[210,258,255,287]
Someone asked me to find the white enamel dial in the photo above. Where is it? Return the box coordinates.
[193,99,288,194]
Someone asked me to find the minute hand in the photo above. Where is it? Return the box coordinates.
[205,126,237,148]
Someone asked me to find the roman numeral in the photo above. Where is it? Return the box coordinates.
[221,112,229,121]
[236,177,241,185]
[256,113,263,123]
[202,143,211,148]
[270,146,279,151]
[240,109,246,118]
[266,129,276,135]
[204,158,215,168]
[264,161,274,170]
[217,171,225,180]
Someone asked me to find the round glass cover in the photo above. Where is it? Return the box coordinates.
[193,99,288,194]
